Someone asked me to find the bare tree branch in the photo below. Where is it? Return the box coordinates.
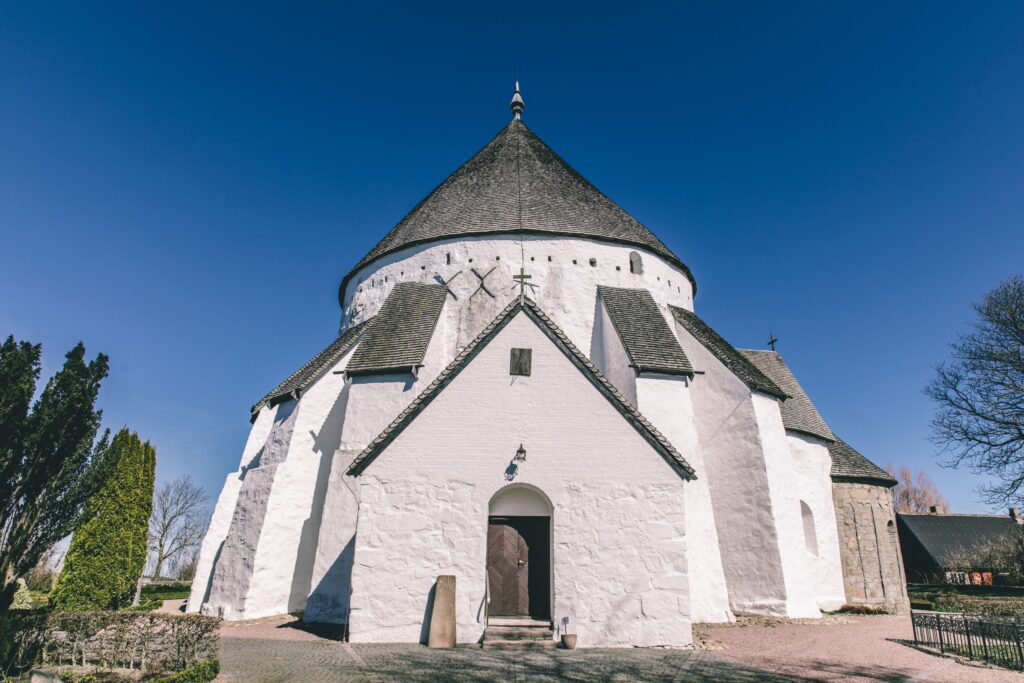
[926,275,1024,507]
[148,476,209,579]
[885,463,950,513]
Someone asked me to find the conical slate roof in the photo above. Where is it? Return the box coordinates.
[340,119,693,298]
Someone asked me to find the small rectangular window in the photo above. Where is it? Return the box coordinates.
[510,348,532,376]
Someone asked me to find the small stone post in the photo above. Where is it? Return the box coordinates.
[427,575,456,648]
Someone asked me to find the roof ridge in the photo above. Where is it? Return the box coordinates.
[347,296,695,478]
[669,306,787,399]
[251,318,373,417]
[736,348,834,442]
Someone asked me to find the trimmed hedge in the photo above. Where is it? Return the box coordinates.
[933,594,1024,616]
[4,610,218,675]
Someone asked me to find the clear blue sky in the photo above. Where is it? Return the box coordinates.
[2,2,1022,513]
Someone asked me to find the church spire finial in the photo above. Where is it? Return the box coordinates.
[510,79,525,120]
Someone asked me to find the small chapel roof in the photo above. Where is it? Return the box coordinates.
[737,350,835,442]
[345,282,448,376]
[598,286,694,376]
[339,117,694,302]
[347,297,696,479]
[898,512,1020,570]
[251,318,372,418]
[669,306,787,399]
[828,437,897,486]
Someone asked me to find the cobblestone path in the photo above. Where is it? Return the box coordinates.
[219,639,785,682]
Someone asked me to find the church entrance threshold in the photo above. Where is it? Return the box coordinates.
[486,516,550,620]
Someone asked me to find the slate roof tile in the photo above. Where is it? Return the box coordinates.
[345,282,448,376]
[736,350,834,441]
[347,297,695,479]
[668,306,787,399]
[251,319,371,417]
[340,120,694,299]
[597,286,693,376]
[898,513,1019,568]
[828,437,896,485]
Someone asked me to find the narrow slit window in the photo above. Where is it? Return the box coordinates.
[629,251,644,274]
[510,348,532,376]
[801,500,818,556]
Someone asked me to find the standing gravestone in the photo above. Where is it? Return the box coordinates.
[427,575,456,648]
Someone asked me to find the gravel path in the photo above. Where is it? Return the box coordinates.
[704,614,1023,682]
[215,614,1024,681]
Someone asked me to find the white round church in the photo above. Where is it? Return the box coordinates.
[188,85,907,647]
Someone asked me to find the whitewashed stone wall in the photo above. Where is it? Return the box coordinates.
[191,341,360,620]
[673,322,790,616]
[783,432,846,612]
[589,297,638,406]
[749,395,823,618]
[341,236,695,353]
[348,312,693,647]
[187,404,277,613]
[635,373,733,623]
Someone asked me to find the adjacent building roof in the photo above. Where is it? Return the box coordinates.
[597,286,693,376]
[251,319,372,418]
[737,350,835,442]
[828,437,897,486]
[668,306,787,399]
[347,297,696,480]
[345,282,448,376]
[339,119,694,302]
[897,513,1020,570]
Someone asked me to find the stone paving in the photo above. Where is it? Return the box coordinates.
[217,613,1024,681]
[218,638,785,682]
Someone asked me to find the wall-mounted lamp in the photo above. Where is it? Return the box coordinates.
[514,444,527,463]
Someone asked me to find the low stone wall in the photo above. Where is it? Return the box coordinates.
[8,611,219,674]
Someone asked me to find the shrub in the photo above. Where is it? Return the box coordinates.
[3,610,218,675]
[933,594,1024,616]
[12,579,34,609]
[155,658,219,682]
[51,430,156,611]
[910,600,936,611]
[836,604,888,615]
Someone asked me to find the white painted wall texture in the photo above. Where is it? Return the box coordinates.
[190,234,858,644]
[347,313,693,647]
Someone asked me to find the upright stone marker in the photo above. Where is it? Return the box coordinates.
[427,575,456,648]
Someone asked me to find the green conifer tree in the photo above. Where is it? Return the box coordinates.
[51,429,156,610]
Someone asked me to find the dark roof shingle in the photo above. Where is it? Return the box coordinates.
[251,319,371,417]
[340,120,694,300]
[737,350,834,441]
[597,286,693,375]
[345,282,448,376]
[348,297,695,479]
[828,438,896,485]
[898,513,1019,568]
[668,306,786,399]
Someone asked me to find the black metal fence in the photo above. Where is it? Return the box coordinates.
[912,610,1024,671]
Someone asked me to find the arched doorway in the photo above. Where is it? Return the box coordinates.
[487,485,552,621]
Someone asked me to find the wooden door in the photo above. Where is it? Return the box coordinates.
[487,517,550,618]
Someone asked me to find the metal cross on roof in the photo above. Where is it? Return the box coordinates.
[512,267,536,304]
[767,332,779,352]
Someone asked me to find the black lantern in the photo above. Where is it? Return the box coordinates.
[514,443,527,462]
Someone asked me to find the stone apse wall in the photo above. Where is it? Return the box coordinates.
[831,482,909,613]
